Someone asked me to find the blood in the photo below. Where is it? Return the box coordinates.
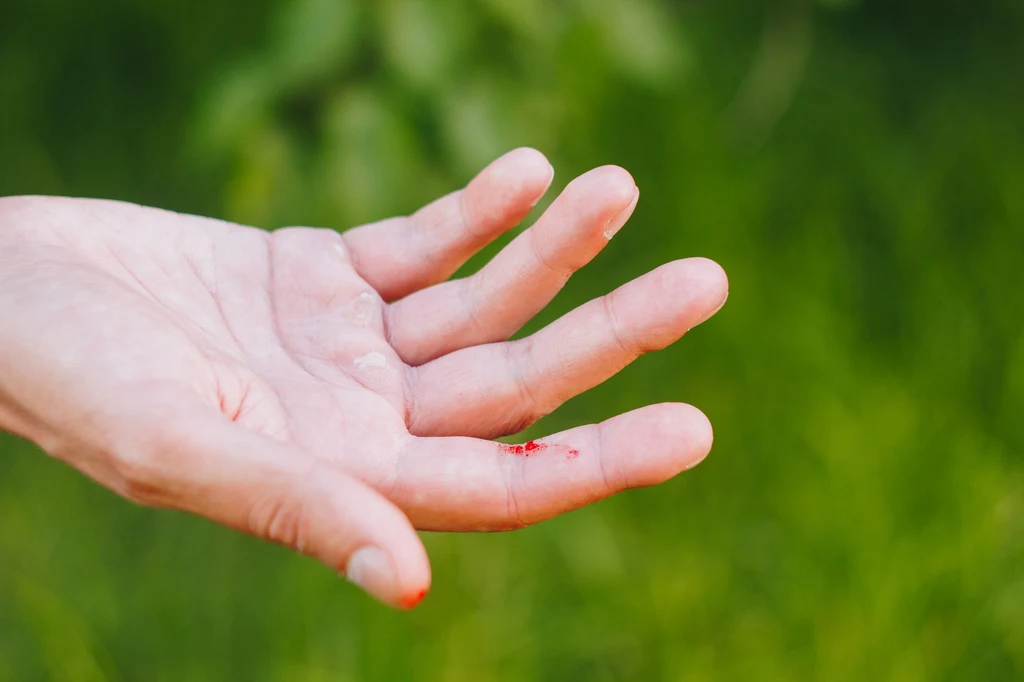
[499,440,579,461]
[500,440,543,456]
[401,588,428,609]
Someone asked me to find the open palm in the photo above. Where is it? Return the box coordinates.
[0,149,727,607]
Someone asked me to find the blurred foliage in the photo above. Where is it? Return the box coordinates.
[2,0,1024,680]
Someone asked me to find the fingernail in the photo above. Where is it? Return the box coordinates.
[531,162,556,208]
[345,546,398,605]
[693,291,729,329]
[603,188,639,240]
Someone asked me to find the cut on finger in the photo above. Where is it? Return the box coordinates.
[389,403,713,531]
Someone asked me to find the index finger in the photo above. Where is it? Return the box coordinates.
[388,403,713,531]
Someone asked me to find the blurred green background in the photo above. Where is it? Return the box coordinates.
[2,0,1023,679]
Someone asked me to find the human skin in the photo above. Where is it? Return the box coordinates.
[0,149,728,608]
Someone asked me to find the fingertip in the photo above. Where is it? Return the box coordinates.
[502,146,552,173]
[494,147,554,202]
[592,165,638,198]
[560,165,639,229]
[296,468,430,609]
[392,533,432,609]
[593,165,639,210]
[674,402,714,469]
[344,537,431,610]
[604,403,714,487]
[646,402,714,471]
[687,256,729,302]
[655,257,729,329]
[399,586,430,610]
[604,185,639,240]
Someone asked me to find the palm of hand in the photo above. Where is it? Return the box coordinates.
[0,150,727,607]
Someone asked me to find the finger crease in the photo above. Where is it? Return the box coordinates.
[403,365,425,432]
[456,190,474,242]
[596,419,616,494]
[601,292,635,358]
[527,226,570,281]
[498,451,528,530]
[458,275,487,337]
[506,339,546,424]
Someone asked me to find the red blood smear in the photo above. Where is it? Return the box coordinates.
[499,440,579,460]
[500,440,545,456]
[401,588,428,609]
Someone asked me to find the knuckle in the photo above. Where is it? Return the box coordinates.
[500,469,529,532]
[458,275,487,337]
[601,291,634,356]
[246,464,319,556]
[109,437,166,506]
[505,340,547,422]
[527,227,569,280]
[105,410,185,507]
[595,422,619,494]
[249,492,311,555]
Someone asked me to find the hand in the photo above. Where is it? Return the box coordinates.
[0,149,728,608]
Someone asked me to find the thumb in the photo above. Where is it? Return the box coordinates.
[107,401,431,609]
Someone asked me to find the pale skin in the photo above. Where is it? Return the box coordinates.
[0,149,728,608]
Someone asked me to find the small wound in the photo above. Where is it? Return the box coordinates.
[401,588,428,609]
[499,440,579,460]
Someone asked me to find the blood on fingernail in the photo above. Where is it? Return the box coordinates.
[401,588,428,609]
